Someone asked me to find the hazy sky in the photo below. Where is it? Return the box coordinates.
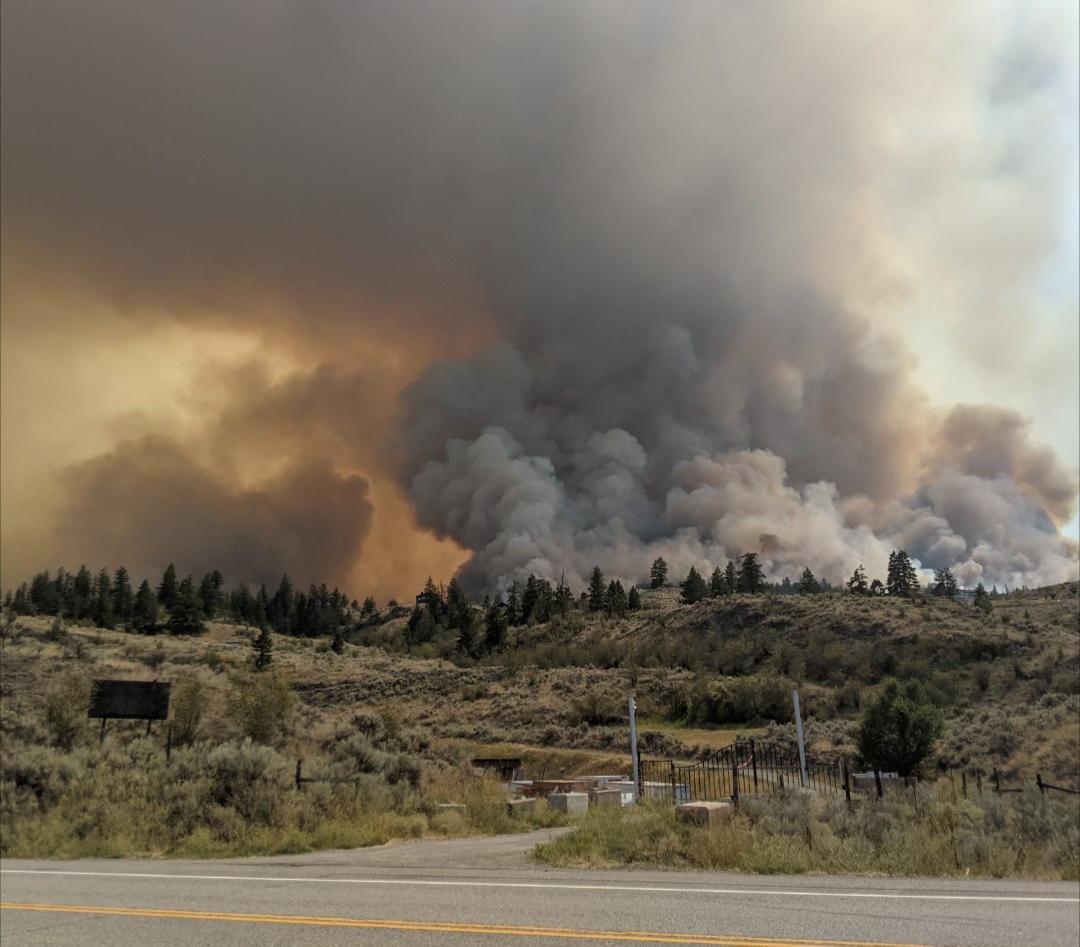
[2,0,1077,597]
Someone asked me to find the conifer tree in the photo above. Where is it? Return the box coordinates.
[73,566,93,619]
[505,582,521,625]
[92,568,115,628]
[709,566,725,597]
[973,583,992,614]
[555,573,574,615]
[167,576,205,635]
[112,567,135,622]
[253,625,274,670]
[932,567,958,600]
[270,575,295,634]
[587,566,607,611]
[446,577,468,629]
[158,563,179,611]
[649,557,668,589]
[131,580,158,634]
[798,567,821,595]
[680,566,708,604]
[723,560,738,595]
[606,579,628,617]
[484,602,507,652]
[627,586,641,610]
[199,570,224,618]
[12,583,30,615]
[847,564,868,595]
[736,553,765,594]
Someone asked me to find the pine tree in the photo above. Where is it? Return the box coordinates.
[330,627,345,654]
[92,568,115,628]
[887,551,919,597]
[457,606,480,657]
[737,553,765,594]
[505,582,521,625]
[627,586,641,610]
[869,578,884,596]
[649,557,668,589]
[680,567,708,604]
[158,563,179,610]
[933,567,958,600]
[973,582,992,614]
[606,579,628,617]
[555,573,573,616]
[167,576,205,635]
[709,566,725,597]
[446,577,468,629]
[520,575,540,624]
[199,570,224,618]
[587,567,607,611]
[847,564,868,595]
[723,560,738,595]
[270,575,295,634]
[484,603,507,652]
[131,580,158,634]
[111,567,135,622]
[253,625,274,670]
[12,583,31,615]
[798,567,821,595]
[29,571,58,615]
[73,566,93,619]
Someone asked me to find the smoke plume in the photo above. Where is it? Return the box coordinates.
[2,1,1077,595]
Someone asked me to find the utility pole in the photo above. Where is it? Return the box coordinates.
[792,690,809,788]
[628,694,640,800]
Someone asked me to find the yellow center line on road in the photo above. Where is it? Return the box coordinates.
[0,902,926,946]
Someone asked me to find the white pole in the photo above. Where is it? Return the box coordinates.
[792,690,809,788]
[628,695,640,801]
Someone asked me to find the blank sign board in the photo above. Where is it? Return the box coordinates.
[88,680,171,720]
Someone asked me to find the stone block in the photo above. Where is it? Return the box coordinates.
[676,801,735,826]
[548,791,589,814]
[506,797,536,817]
[590,788,625,807]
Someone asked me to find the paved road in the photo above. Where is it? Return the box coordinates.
[2,830,1077,946]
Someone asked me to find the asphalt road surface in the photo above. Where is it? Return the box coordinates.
[2,829,1078,946]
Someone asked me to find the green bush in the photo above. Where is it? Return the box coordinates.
[226,671,294,745]
[857,678,943,776]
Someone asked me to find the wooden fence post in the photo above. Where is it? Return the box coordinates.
[295,759,303,791]
[874,769,883,799]
[1036,773,1044,795]
[731,758,740,808]
[751,739,758,793]
[843,758,851,804]
[669,760,677,806]
[961,771,967,797]
[165,721,172,762]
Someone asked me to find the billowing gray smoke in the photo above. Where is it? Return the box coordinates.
[3,1,1077,593]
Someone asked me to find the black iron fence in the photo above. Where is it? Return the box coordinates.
[638,738,844,804]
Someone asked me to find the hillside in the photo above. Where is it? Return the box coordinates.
[3,582,1077,782]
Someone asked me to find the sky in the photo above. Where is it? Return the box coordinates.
[1,0,1077,599]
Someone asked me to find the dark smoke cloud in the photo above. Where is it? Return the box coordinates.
[2,1,1076,593]
[57,436,372,590]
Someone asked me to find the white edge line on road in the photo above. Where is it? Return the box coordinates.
[2,869,1077,904]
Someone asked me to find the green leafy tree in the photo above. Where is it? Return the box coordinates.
[167,576,205,636]
[736,553,765,594]
[587,566,607,611]
[627,586,641,610]
[856,678,943,777]
[680,566,708,604]
[131,580,158,633]
[847,564,868,595]
[649,557,668,589]
[798,568,820,595]
[158,563,179,611]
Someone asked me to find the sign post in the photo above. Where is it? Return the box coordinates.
[628,695,640,800]
[792,690,809,788]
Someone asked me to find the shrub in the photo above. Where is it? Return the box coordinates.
[226,671,294,744]
[857,678,943,776]
[170,675,209,747]
[44,673,93,751]
[204,740,291,826]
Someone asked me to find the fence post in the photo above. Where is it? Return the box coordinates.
[843,758,851,804]
[295,758,303,791]
[961,770,967,797]
[874,769,883,799]
[751,739,758,793]
[165,721,172,762]
[1037,773,1044,795]
[992,769,1000,794]
[731,758,740,808]
[976,772,982,795]
[669,760,677,806]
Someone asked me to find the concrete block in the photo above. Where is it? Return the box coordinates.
[590,788,625,808]
[548,791,589,814]
[676,801,735,826]
[506,797,536,817]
